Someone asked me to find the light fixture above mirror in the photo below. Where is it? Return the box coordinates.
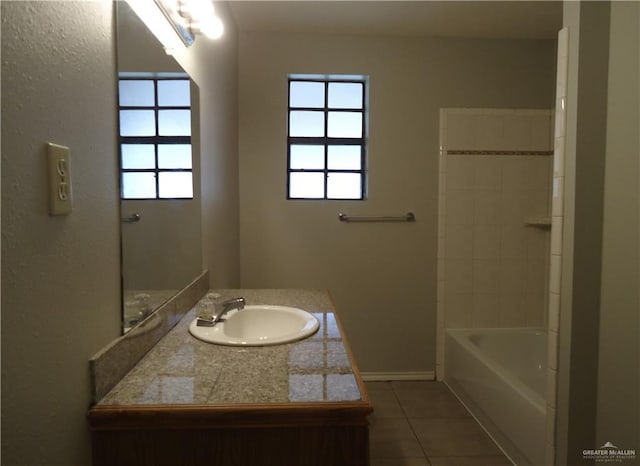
[126,0,224,54]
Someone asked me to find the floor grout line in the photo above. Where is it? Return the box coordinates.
[367,380,512,466]
[390,383,432,463]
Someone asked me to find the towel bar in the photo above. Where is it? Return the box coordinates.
[338,212,415,223]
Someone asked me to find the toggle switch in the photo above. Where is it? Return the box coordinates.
[47,143,73,215]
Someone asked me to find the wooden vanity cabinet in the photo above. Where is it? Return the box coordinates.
[89,401,372,466]
[88,290,373,465]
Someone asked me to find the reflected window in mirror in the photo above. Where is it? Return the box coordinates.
[119,76,193,199]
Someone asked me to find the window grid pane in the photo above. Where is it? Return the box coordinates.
[327,145,361,170]
[157,80,190,106]
[289,172,325,199]
[119,80,155,107]
[290,81,325,108]
[289,111,325,137]
[122,172,156,199]
[158,110,191,136]
[158,144,192,169]
[119,110,156,136]
[287,77,366,200]
[158,172,193,198]
[121,144,155,169]
[328,82,363,109]
[119,77,193,199]
[290,145,325,170]
[327,173,362,199]
[327,111,363,138]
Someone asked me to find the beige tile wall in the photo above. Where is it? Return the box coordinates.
[437,108,554,378]
[545,26,570,465]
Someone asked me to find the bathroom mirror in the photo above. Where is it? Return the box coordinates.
[116,1,203,333]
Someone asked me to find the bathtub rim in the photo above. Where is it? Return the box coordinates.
[445,377,523,466]
[444,327,548,466]
[445,327,547,414]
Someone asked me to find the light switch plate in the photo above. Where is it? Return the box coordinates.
[47,143,72,215]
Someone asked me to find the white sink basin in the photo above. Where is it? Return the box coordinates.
[188,305,320,346]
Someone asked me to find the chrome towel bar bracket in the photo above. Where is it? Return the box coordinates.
[121,213,141,223]
[338,212,416,223]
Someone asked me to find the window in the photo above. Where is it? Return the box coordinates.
[118,77,193,199]
[287,76,367,200]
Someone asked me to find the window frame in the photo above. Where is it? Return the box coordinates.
[118,75,193,201]
[286,76,368,200]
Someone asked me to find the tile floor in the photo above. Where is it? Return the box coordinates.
[366,381,512,466]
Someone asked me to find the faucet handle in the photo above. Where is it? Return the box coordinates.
[196,316,216,327]
[222,297,245,311]
[196,299,215,321]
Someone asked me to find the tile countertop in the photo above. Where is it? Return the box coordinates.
[97,289,365,406]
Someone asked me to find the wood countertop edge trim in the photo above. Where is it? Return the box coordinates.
[89,400,372,415]
[327,289,370,403]
[88,401,373,430]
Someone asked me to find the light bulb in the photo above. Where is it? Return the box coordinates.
[200,14,224,39]
[126,0,186,52]
[182,0,214,20]
[178,0,223,40]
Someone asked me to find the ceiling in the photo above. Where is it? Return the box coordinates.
[227,1,562,40]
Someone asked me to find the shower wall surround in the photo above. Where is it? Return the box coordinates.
[545,26,569,465]
[437,108,554,377]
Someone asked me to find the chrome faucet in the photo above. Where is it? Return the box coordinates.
[197,297,245,327]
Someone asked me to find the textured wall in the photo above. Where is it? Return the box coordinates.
[171,2,241,288]
[597,0,640,458]
[556,3,640,464]
[1,2,121,464]
[557,3,612,464]
[238,32,556,374]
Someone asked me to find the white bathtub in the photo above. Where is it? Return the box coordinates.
[445,328,547,466]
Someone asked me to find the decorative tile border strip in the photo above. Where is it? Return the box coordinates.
[89,270,209,403]
[447,150,554,156]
